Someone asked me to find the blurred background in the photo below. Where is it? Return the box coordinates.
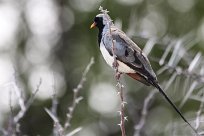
[0,0,204,136]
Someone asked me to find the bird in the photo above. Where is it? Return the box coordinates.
[90,13,199,135]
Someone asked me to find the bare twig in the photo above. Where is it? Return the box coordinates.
[3,78,41,136]
[65,127,82,136]
[45,108,63,136]
[0,129,7,136]
[64,57,94,130]
[51,74,58,115]
[14,78,42,123]
[51,74,59,136]
[117,79,126,136]
[45,57,94,136]
[13,71,26,115]
[142,38,156,56]
[6,90,15,136]
[99,6,127,136]
[134,90,157,136]
[159,65,204,83]
[195,90,204,130]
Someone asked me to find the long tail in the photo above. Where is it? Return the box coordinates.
[151,81,199,135]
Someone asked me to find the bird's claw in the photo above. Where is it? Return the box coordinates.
[115,72,121,80]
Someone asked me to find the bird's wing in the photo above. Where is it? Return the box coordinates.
[105,27,157,82]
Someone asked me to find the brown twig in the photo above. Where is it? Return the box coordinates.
[112,47,126,136]
[117,80,127,136]
[99,6,127,136]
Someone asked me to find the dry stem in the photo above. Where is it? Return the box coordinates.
[45,57,94,136]
[64,57,94,130]
[99,6,127,136]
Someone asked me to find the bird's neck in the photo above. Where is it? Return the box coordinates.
[98,24,112,46]
[98,29,103,45]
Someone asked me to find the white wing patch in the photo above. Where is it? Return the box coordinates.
[100,42,135,73]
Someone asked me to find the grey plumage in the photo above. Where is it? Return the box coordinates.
[104,27,156,79]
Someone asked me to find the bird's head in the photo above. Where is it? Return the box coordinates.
[90,13,112,30]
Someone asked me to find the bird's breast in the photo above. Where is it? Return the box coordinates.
[100,42,135,73]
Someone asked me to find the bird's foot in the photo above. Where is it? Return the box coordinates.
[115,72,122,80]
[112,60,119,69]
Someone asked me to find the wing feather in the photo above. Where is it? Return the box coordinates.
[104,27,157,81]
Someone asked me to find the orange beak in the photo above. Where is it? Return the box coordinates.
[90,22,97,29]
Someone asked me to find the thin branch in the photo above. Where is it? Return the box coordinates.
[3,78,41,136]
[157,64,204,84]
[51,74,58,115]
[188,52,202,72]
[51,74,59,136]
[117,80,127,136]
[195,90,204,130]
[13,72,26,115]
[64,57,94,130]
[159,41,174,65]
[134,90,157,136]
[65,127,82,136]
[179,81,198,108]
[45,58,94,136]
[6,90,15,136]
[14,78,42,123]
[0,129,7,136]
[99,6,127,136]
[45,108,63,136]
[142,38,156,56]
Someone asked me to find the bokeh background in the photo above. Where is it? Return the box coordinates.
[1,0,204,136]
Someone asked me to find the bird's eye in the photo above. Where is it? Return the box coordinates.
[94,17,99,22]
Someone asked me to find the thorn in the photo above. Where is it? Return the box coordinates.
[75,96,83,104]
[121,101,127,107]
[176,67,182,75]
[66,113,72,118]
[78,84,83,89]
[117,111,121,115]
[121,84,124,88]
[54,122,57,127]
[117,91,120,95]
[73,89,77,93]
[64,122,70,128]
[82,77,86,82]
[104,9,109,14]
[69,107,73,112]
[124,116,128,121]
[99,6,103,11]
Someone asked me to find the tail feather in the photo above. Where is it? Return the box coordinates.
[151,81,199,135]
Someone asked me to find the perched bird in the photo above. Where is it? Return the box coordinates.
[90,13,198,134]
